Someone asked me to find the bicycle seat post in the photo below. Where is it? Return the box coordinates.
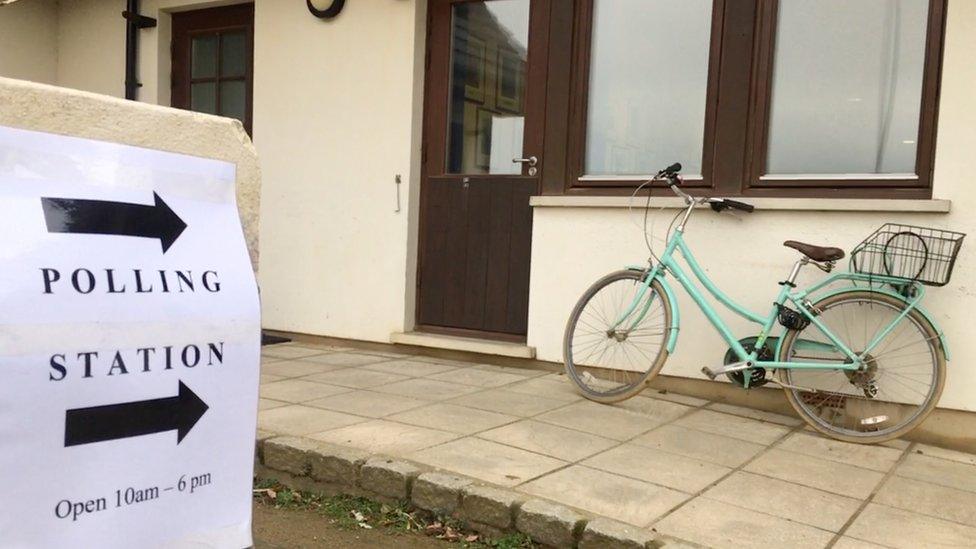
[782,258,809,288]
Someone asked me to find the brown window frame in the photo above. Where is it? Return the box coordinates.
[171,4,255,135]
[543,0,947,199]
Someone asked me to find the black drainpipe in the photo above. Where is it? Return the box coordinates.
[122,0,157,100]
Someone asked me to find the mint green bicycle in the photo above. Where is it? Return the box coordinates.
[563,163,965,443]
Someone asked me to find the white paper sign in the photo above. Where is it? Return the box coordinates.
[0,126,261,548]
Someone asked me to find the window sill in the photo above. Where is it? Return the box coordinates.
[529,195,951,213]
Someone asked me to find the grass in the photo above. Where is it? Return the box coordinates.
[253,478,535,548]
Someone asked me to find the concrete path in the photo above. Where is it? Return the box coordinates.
[258,342,976,548]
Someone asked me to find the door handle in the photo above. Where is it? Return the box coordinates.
[512,156,538,167]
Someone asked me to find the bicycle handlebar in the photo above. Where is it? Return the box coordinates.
[654,163,756,214]
[658,162,682,176]
[710,198,755,213]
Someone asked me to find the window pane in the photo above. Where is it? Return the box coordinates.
[191,35,218,79]
[219,80,247,122]
[221,32,247,77]
[446,1,530,175]
[767,0,928,175]
[585,0,712,177]
[190,82,217,114]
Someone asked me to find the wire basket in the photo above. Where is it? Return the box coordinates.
[851,223,966,287]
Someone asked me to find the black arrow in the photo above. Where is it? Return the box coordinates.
[64,381,209,447]
[41,192,188,253]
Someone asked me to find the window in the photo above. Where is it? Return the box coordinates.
[583,0,712,178]
[547,0,946,198]
[171,4,254,134]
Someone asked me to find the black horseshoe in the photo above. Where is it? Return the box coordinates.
[306,0,345,19]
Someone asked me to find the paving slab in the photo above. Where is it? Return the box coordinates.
[408,438,566,487]
[653,497,834,549]
[299,352,391,367]
[427,367,531,388]
[469,364,548,377]
[262,359,350,378]
[260,374,286,384]
[310,419,458,455]
[831,537,890,549]
[705,402,803,426]
[302,368,410,389]
[745,449,885,499]
[631,424,765,468]
[258,398,288,411]
[290,343,354,353]
[305,390,428,418]
[583,443,731,493]
[536,400,663,440]
[504,377,583,402]
[611,396,692,423]
[642,389,710,407]
[357,350,416,359]
[703,470,861,532]
[253,343,976,549]
[449,388,569,417]
[478,419,618,462]
[914,443,976,466]
[674,409,792,445]
[388,403,518,435]
[261,345,328,360]
[875,474,976,527]
[519,465,688,527]
[372,378,483,401]
[258,405,365,436]
[895,452,976,493]
[845,503,976,549]
[777,431,903,472]
[361,359,461,377]
[259,379,352,403]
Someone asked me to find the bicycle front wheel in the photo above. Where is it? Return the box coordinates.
[563,269,672,403]
[779,291,945,443]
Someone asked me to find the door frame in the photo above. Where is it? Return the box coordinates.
[415,0,552,341]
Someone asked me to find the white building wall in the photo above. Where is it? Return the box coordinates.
[251,1,427,341]
[0,0,60,84]
[56,0,126,96]
[49,0,428,342]
[527,0,976,412]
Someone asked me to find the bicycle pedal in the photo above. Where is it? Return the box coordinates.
[701,366,719,380]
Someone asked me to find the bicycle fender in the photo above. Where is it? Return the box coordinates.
[775,287,950,361]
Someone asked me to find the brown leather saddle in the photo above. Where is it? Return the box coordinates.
[783,240,846,262]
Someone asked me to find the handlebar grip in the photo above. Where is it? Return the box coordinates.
[662,162,682,174]
[724,199,755,213]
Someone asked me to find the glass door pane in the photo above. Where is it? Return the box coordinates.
[446,0,531,175]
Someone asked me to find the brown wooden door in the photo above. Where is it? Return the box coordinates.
[171,4,254,134]
[417,0,550,339]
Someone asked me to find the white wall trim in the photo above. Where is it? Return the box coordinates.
[529,195,952,213]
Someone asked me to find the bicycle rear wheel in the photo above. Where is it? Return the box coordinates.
[563,269,672,403]
[778,291,945,443]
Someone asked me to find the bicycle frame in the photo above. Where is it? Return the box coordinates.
[612,221,928,388]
